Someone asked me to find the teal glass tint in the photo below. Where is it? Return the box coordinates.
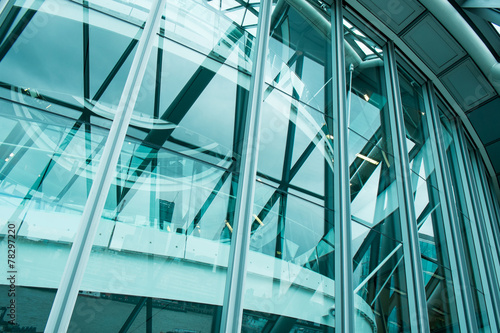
[164,0,255,73]
[242,309,335,332]
[344,20,392,156]
[130,37,251,168]
[0,96,108,331]
[251,181,334,268]
[0,0,140,113]
[257,84,334,201]
[86,0,152,25]
[241,181,335,330]
[74,133,238,331]
[265,0,333,114]
[398,69,435,183]
[439,109,491,331]
[398,69,459,331]
[349,130,401,242]
[469,152,500,287]
[68,294,221,332]
[345,19,411,331]
[242,0,335,323]
[352,235,410,332]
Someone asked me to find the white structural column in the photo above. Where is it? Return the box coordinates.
[44,1,166,331]
[453,122,500,332]
[218,0,272,331]
[424,83,478,332]
[384,42,430,333]
[332,1,354,331]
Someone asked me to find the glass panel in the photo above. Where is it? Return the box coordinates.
[469,151,500,286]
[130,38,250,168]
[264,0,332,113]
[421,263,460,332]
[72,133,237,331]
[439,108,491,331]
[0,98,108,331]
[0,0,140,110]
[257,84,334,201]
[164,0,255,73]
[350,131,401,242]
[345,19,410,332]
[0,1,136,329]
[243,1,335,329]
[243,181,335,331]
[398,69,459,331]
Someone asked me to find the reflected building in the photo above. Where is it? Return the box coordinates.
[1,0,500,332]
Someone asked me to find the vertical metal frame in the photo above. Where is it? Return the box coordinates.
[383,41,429,333]
[219,0,272,330]
[44,1,167,331]
[424,82,477,332]
[332,1,354,331]
[453,122,500,331]
[470,150,500,287]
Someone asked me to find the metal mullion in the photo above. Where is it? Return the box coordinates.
[331,1,353,331]
[219,0,272,330]
[384,41,429,333]
[424,82,477,332]
[486,170,500,263]
[453,122,500,332]
[470,151,500,287]
[44,1,166,331]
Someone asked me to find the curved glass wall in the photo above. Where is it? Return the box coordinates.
[398,69,459,332]
[345,21,411,332]
[0,0,140,329]
[0,0,499,332]
[242,0,337,331]
[439,109,491,332]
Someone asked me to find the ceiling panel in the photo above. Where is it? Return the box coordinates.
[440,58,496,110]
[467,97,500,144]
[357,0,425,34]
[401,14,467,74]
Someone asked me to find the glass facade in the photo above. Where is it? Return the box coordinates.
[0,0,499,332]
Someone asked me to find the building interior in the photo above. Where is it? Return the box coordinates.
[1,0,500,332]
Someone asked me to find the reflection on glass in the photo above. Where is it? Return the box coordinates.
[131,36,250,168]
[0,97,107,331]
[345,19,410,332]
[352,235,409,332]
[243,1,336,329]
[399,68,459,331]
[469,151,500,283]
[265,0,332,113]
[243,182,335,330]
[257,84,334,199]
[0,0,140,111]
[440,110,490,331]
[164,0,255,73]
[74,134,237,331]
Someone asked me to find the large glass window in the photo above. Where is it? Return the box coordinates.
[68,0,257,330]
[439,107,491,332]
[345,20,410,332]
[0,0,139,330]
[242,0,337,331]
[398,68,459,332]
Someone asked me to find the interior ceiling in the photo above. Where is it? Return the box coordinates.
[349,0,500,193]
